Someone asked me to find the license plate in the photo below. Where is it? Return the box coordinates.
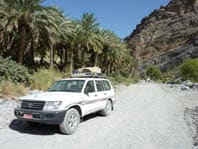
[23,114,32,119]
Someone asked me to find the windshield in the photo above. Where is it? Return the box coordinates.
[48,80,85,92]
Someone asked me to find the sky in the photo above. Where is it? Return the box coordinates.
[43,0,170,39]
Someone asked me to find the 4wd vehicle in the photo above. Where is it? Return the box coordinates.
[14,74,115,134]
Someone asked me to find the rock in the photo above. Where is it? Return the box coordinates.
[125,0,198,72]
[181,80,198,91]
[184,107,198,148]
[166,81,198,91]
[183,80,193,85]
[181,85,190,91]
[191,84,198,90]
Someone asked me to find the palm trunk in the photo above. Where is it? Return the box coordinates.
[30,40,35,65]
[60,49,63,65]
[18,27,26,64]
[74,49,78,68]
[70,49,74,75]
[7,36,15,52]
[86,43,90,51]
[128,65,133,78]
[50,44,53,68]
[81,51,85,66]
[40,52,44,64]
[64,48,68,65]
[107,62,111,75]
[94,53,98,66]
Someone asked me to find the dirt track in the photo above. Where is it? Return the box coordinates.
[0,83,197,149]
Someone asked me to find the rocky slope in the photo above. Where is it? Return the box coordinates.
[126,0,198,72]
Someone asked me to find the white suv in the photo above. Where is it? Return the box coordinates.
[14,76,115,134]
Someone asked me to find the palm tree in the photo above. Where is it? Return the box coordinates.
[80,13,99,51]
[66,20,83,74]
[41,7,68,67]
[0,1,136,76]
[56,15,73,67]
[0,0,44,64]
[0,0,67,66]
[79,13,103,66]
[96,29,119,73]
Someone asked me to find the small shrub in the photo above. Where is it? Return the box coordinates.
[0,57,30,83]
[180,59,198,82]
[162,67,181,83]
[146,65,163,80]
[0,80,26,97]
[30,68,63,90]
[108,71,138,86]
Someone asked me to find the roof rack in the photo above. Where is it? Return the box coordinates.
[71,72,106,78]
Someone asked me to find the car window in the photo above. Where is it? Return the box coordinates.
[84,81,95,93]
[48,80,85,92]
[96,80,104,92]
[102,80,111,91]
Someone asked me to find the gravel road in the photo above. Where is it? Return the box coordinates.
[0,83,197,149]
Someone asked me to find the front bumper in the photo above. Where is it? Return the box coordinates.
[14,108,66,125]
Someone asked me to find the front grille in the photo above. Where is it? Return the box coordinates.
[21,100,45,110]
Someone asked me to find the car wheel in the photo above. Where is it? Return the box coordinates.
[101,100,112,116]
[59,108,80,135]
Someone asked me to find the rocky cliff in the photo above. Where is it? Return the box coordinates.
[126,0,198,72]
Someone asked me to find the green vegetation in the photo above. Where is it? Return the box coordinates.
[180,59,198,82]
[162,67,180,83]
[108,71,139,86]
[148,59,198,83]
[0,0,135,76]
[146,65,163,81]
[0,0,138,97]
[0,57,30,83]
[0,57,28,97]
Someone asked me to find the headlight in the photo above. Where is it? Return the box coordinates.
[16,100,22,108]
[43,101,62,111]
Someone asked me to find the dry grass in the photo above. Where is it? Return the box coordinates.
[0,80,26,99]
[0,68,64,98]
[30,68,63,91]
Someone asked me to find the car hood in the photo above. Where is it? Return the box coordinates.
[19,91,82,102]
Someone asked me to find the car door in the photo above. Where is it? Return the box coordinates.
[102,80,114,98]
[95,80,107,109]
[81,80,99,115]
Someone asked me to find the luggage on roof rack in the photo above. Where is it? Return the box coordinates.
[73,67,101,74]
[72,67,105,78]
[71,72,106,78]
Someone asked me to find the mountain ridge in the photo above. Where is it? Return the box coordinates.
[126,0,198,72]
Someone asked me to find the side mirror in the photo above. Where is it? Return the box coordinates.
[84,88,89,95]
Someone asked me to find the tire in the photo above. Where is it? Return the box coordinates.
[101,100,112,116]
[59,108,80,135]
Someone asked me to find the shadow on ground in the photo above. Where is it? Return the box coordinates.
[81,112,103,122]
[9,113,102,135]
[9,119,60,135]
